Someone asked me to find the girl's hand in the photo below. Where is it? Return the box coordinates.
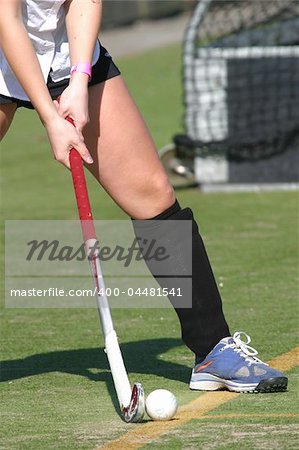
[44,112,93,169]
[54,73,90,140]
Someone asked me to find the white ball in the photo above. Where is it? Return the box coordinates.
[145,389,178,421]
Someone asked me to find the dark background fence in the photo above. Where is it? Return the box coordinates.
[101,0,195,29]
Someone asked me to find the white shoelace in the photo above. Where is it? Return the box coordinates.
[223,331,268,366]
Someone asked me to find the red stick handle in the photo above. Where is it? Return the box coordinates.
[67,118,96,241]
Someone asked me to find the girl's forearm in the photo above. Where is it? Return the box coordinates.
[0,11,57,123]
[64,0,102,69]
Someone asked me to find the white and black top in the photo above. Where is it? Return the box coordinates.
[0,0,100,101]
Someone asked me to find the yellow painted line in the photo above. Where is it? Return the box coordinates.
[200,413,299,419]
[267,346,299,372]
[96,346,299,450]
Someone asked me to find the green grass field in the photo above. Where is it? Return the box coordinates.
[1,44,298,449]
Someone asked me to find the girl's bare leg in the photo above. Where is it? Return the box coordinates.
[84,76,175,219]
[0,103,17,140]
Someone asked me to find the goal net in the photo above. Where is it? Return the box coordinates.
[180,0,299,161]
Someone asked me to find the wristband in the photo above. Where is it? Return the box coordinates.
[70,62,92,80]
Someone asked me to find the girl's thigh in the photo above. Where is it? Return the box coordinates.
[0,103,17,140]
[84,76,175,219]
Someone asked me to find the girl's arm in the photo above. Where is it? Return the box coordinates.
[57,0,102,129]
[0,0,93,168]
[0,0,57,122]
[65,0,102,67]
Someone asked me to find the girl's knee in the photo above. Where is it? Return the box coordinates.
[148,173,176,213]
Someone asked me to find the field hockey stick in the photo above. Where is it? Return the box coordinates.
[68,123,145,423]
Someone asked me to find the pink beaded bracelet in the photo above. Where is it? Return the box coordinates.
[70,62,92,80]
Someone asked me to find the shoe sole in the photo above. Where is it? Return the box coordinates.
[189,374,288,393]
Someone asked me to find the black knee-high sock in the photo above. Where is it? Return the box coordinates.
[132,200,230,359]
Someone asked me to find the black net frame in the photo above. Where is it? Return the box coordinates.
[180,0,299,161]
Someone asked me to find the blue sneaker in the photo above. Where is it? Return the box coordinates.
[190,331,288,393]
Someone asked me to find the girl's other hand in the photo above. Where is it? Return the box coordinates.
[54,73,90,140]
[44,112,93,169]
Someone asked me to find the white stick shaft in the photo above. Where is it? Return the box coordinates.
[88,254,132,408]
[105,330,133,408]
